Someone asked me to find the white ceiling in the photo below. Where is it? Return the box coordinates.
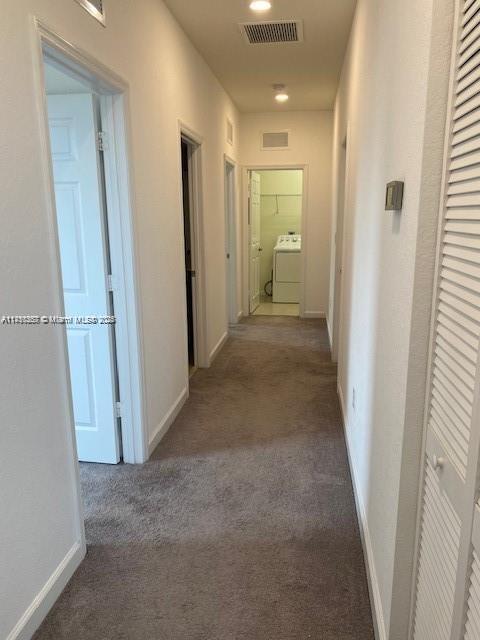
[163,0,356,112]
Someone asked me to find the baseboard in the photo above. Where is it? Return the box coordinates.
[208,330,228,365]
[7,540,85,640]
[337,383,387,640]
[148,387,188,456]
[301,311,326,319]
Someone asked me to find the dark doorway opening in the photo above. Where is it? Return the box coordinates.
[181,139,195,369]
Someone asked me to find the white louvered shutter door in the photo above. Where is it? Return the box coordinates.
[464,507,480,639]
[413,1,480,639]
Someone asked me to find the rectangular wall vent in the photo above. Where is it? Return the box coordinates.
[262,131,289,149]
[227,119,234,146]
[240,20,303,45]
[75,0,105,25]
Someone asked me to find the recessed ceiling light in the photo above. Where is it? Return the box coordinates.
[273,84,289,103]
[250,0,272,12]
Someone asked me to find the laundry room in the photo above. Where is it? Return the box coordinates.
[249,168,303,316]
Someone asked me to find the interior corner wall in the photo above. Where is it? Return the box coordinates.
[0,1,240,638]
[332,0,454,637]
[240,111,333,316]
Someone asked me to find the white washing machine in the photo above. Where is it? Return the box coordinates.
[273,234,301,303]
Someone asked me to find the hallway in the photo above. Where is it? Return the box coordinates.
[33,317,373,640]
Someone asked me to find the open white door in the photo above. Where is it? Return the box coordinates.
[48,93,120,464]
[249,171,261,314]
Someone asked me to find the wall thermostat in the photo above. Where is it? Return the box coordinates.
[385,181,404,211]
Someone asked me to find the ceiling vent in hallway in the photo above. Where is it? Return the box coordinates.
[240,20,304,45]
[75,0,105,25]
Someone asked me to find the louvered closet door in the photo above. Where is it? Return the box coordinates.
[464,507,480,639]
[413,0,480,638]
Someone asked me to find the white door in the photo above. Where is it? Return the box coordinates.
[249,171,261,313]
[48,93,120,464]
[412,1,480,637]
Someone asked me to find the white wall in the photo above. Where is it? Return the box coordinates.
[0,1,240,638]
[331,0,454,637]
[240,111,333,317]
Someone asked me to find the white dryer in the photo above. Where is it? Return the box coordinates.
[273,234,301,303]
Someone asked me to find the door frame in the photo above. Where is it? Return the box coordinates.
[31,19,148,464]
[242,165,308,316]
[224,154,238,325]
[331,130,349,363]
[178,122,208,369]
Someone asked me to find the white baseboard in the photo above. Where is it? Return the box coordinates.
[7,540,85,640]
[301,311,326,319]
[208,330,228,365]
[148,387,188,456]
[337,383,387,640]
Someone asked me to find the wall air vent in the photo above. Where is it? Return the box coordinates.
[240,20,304,45]
[227,119,234,146]
[75,0,106,26]
[262,131,290,150]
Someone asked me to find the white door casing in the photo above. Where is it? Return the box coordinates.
[48,93,120,464]
[412,1,480,638]
[225,161,237,324]
[249,170,261,314]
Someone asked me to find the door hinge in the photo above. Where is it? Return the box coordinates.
[115,402,122,419]
[107,274,114,292]
[97,131,108,152]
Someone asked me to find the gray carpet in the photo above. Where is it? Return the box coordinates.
[34,316,374,640]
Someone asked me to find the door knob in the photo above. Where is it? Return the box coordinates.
[432,454,445,470]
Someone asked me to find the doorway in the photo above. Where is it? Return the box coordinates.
[331,136,347,362]
[180,132,208,372]
[181,139,197,371]
[247,169,304,317]
[45,73,121,463]
[224,158,237,325]
[37,31,146,465]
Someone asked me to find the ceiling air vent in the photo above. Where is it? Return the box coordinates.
[262,131,289,150]
[240,20,304,45]
[75,0,106,25]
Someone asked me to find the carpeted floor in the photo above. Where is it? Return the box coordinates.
[34,316,374,640]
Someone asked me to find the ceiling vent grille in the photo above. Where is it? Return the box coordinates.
[262,131,289,150]
[75,0,105,25]
[240,20,304,45]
